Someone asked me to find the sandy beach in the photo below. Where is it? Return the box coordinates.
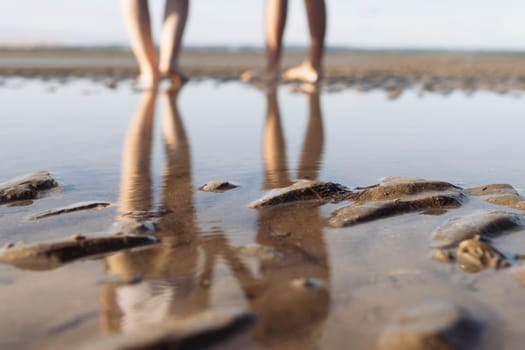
[1,48,525,349]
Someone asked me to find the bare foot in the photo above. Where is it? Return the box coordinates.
[160,69,188,89]
[240,68,279,84]
[282,63,321,83]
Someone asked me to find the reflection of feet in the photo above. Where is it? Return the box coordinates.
[136,72,159,91]
[283,63,321,83]
[290,82,320,95]
[240,68,279,84]
[160,69,188,90]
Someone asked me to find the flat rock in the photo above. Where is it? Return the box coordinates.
[0,234,158,271]
[0,171,58,204]
[29,201,112,220]
[250,180,352,209]
[199,180,238,193]
[467,184,525,209]
[377,301,480,350]
[348,179,462,202]
[328,191,462,228]
[81,308,255,350]
[431,211,523,249]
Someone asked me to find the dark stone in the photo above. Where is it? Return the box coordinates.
[199,181,238,193]
[348,179,462,202]
[29,201,112,220]
[329,191,463,228]
[0,171,58,204]
[0,234,158,271]
[250,180,352,209]
[431,211,523,249]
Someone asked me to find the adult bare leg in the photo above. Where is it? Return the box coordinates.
[241,0,288,83]
[283,0,326,83]
[121,0,159,89]
[159,0,189,88]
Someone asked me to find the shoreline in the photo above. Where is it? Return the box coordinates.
[2,48,525,94]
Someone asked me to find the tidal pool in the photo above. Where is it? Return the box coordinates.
[1,79,525,349]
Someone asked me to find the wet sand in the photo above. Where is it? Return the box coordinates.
[1,77,525,349]
[3,47,525,94]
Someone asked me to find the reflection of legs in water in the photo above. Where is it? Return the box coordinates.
[159,89,194,242]
[119,91,156,214]
[104,90,158,334]
[121,0,159,89]
[283,0,326,83]
[297,92,324,180]
[158,0,189,88]
[102,89,209,334]
[263,88,292,189]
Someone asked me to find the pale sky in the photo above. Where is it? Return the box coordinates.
[1,0,524,50]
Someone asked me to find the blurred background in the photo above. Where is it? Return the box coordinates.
[1,0,524,50]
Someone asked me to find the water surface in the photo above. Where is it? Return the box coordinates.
[1,80,525,349]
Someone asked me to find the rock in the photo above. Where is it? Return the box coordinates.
[29,201,112,220]
[0,234,158,271]
[467,184,525,209]
[250,180,352,209]
[455,236,510,273]
[377,301,481,350]
[431,211,523,249]
[199,181,238,193]
[0,171,58,204]
[348,179,462,202]
[328,191,462,228]
[237,244,283,260]
[81,308,255,350]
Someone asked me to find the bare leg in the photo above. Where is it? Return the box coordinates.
[121,0,159,89]
[241,0,287,83]
[283,0,326,83]
[159,0,189,87]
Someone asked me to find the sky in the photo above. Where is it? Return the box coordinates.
[1,0,525,50]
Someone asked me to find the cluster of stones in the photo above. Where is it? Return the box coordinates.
[3,172,525,349]
[248,178,525,349]
[249,178,525,273]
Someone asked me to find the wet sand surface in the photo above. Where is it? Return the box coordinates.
[3,48,525,95]
[1,78,525,349]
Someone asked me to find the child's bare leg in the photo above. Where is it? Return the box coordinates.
[121,0,159,89]
[159,0,189,87]
[241,0,287,83]
[283,0,326,83]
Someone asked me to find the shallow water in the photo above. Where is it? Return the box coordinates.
[1,79,525,349]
